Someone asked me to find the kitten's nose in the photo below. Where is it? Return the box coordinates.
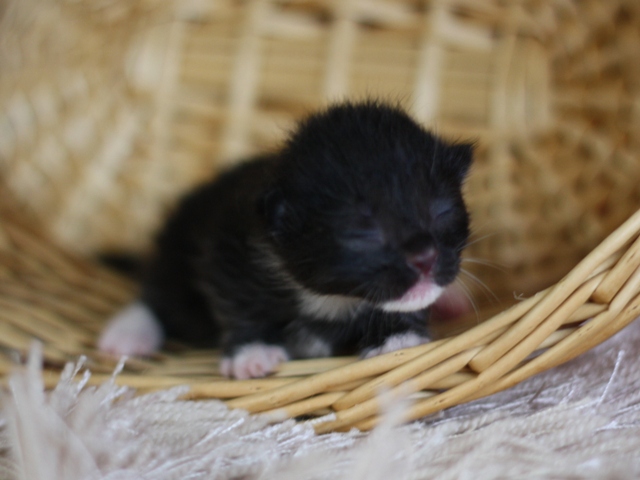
[408,249,437,276]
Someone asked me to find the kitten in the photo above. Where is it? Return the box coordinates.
[99,101,473,379]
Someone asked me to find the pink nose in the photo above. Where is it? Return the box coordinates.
[409,249,437,275]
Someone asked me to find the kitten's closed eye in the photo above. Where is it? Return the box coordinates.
[340,226,385,251]
[339,209,385,251]
[431,200,455,221]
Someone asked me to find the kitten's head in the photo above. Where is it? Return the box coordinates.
[262,101,472,312]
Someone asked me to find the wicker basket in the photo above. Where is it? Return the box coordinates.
[1,0,640,432]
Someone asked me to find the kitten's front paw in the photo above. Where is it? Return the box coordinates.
[98,302,164,356]
[362,332,429,359]
[220,343,289,379]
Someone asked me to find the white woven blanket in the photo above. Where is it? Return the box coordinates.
[3,318,640,480]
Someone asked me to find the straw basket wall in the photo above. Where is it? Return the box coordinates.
[1,0,640,432]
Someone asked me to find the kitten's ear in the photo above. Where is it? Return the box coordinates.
[258,187,288,239]
[447,142,474,182]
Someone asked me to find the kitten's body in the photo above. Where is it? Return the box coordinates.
[99,102,473,379]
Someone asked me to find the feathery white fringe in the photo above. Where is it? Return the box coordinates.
[3,320,640,479]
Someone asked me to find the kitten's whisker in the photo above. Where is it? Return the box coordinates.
[468,221,495,236]
[459,232,498,251]
[459,267,499,303]
[453,277,480,323]
[461,257,507,273]
[430,131,439,178]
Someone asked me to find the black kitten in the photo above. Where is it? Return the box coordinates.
[99,101,473,379]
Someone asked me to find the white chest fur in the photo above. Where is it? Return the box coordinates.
[296,288,364,321]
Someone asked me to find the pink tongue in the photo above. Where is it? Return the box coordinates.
[431,283,473,320]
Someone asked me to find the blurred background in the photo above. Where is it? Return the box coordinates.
[1,0,640,312]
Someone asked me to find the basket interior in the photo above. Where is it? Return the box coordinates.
[2,0,640,431]
[2,0,640,299]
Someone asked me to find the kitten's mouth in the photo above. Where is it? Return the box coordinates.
[379,275,443,312]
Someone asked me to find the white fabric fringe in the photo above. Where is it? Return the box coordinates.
[4,319,640,479]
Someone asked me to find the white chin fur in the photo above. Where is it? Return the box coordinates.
[297,289,362,321]
[380,282,444,313]
[98,302,164,356]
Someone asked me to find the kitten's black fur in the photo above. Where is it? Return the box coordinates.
[138,101,472,376]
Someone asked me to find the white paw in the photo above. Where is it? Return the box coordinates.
[98,302,164,356]
[220,343,289,379]
[363,332,429,359]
